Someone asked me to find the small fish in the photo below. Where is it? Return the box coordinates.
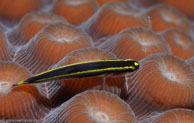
[12,59,139,87]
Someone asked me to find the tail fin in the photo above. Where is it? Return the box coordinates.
[12,81,28,87]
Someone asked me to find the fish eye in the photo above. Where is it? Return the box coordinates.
[134,62,139,66]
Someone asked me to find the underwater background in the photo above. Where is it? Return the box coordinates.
[0,0,194,122]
